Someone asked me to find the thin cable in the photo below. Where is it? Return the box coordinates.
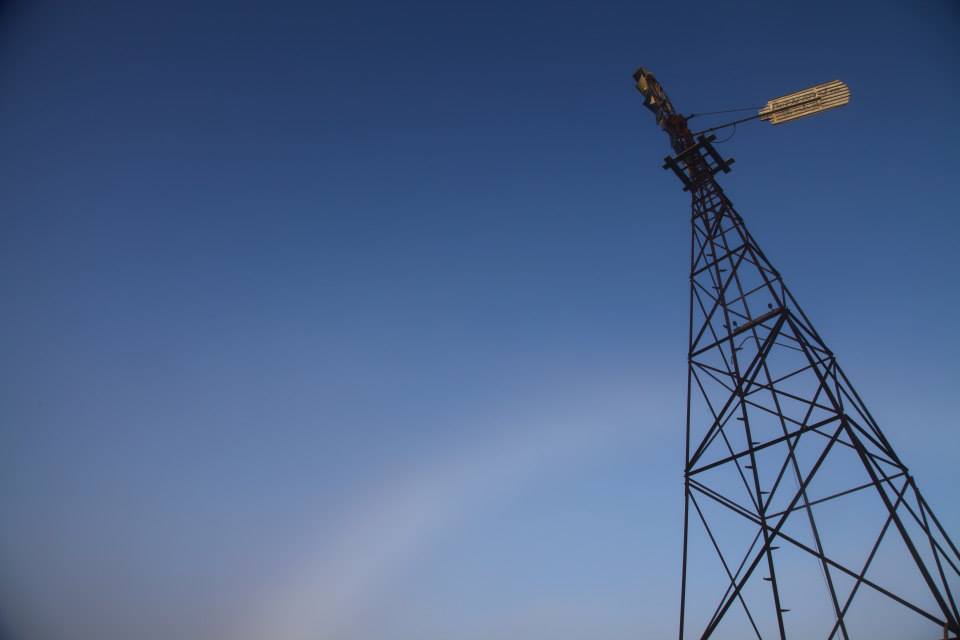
[693,112,764,137]
[714,123,737,144]
[688,106,760,120]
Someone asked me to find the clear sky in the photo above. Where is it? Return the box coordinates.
[0,1,957,639]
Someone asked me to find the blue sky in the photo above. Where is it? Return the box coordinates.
[0,1,957,639]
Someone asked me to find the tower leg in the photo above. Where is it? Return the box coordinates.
[679,480,690,640]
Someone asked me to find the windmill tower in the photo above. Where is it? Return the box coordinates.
[634,69,960,639]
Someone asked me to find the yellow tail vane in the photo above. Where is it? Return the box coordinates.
[758,79,851,125]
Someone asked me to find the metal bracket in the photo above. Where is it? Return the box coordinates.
[663,135,735,191]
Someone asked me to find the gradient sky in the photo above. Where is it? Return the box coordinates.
[0,1,958,639]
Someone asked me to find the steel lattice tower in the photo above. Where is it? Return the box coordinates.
[633,70,960,639]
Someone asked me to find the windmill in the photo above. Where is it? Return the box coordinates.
[634,69,959,639]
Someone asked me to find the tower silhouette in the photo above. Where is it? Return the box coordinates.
[634,69,960,639]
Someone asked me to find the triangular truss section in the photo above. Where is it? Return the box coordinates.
[631,69,960,639]
[680,167,960,638]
